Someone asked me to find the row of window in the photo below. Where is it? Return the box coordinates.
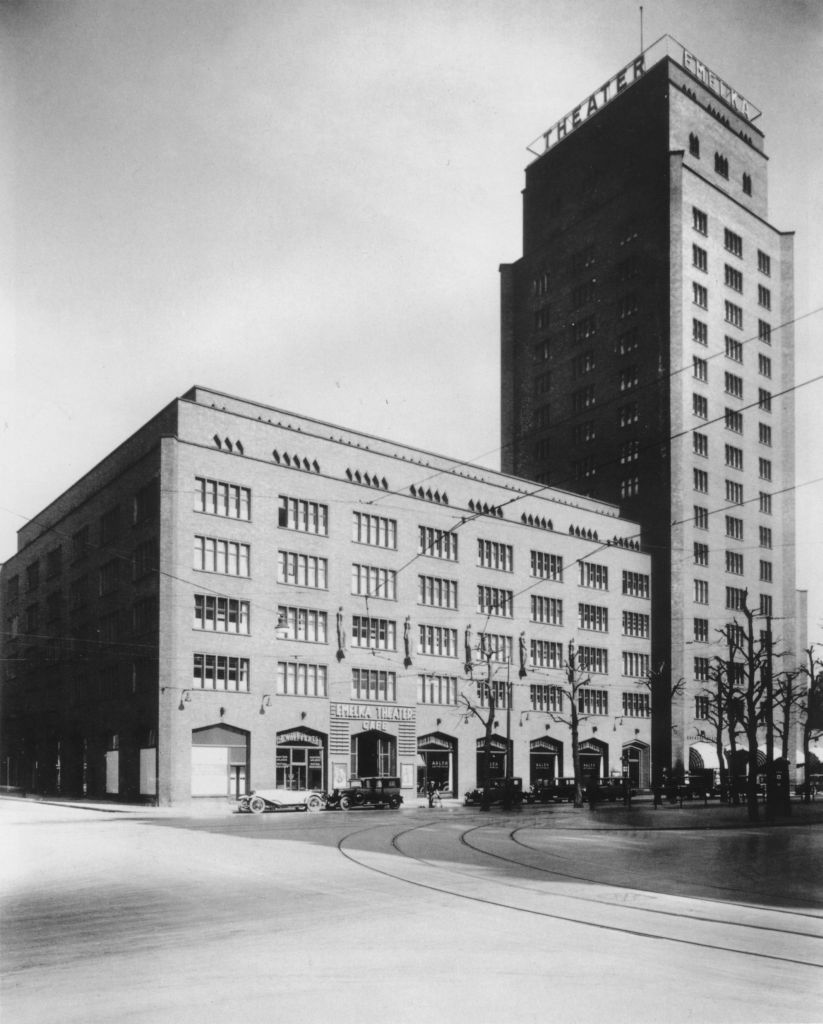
[691,583,773,614]
[692,393,772,425]
[692,354,772,382]
[687,137,754,197]
[693,466,772,495]
[692,318,773,353]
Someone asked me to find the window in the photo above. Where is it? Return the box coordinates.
[353,564,397,601]
[622,571,649,598]
[757,250,771,276]
[726,587,746,610]
[622,611,650,638]
[531,595,562,625]
[418,674,458,705]
[725,480,744,505]
[693,579,709,604]
[572,316,597,343]
[693,468,708,493]
[578,647,608,674]
[46,547,62,579]
[617,293,638,319]
[693,245,707,271]
[194,536,250,577]
[277,662,327,697]
[693,207,708,235]
[758,388,772,412]
[759,526,772,549]
[694,658,710,683]
[477,540,513,572]
[578,603,608,632]
[132,538,158,580]
[418,526,457,561]
[693,319,708,346]
[351,669,396,702]
[479,633,513,663]
[531,550,563,581]
[572,280,596,308]
[725,445,743,470]
[534,308,551,330]
[278,606,328,644]
[725,408,743,433]
[617,329,639,355]
[694,543,709,567]
[619,476,639,499]
[760,594,773,617]
[619,366,638,391]
[477,586,513,617]
[193,654,250,692]
[726,551,744,575]
[620,439,640,463]
[693,282,708,309]
[530,639,563,669]
[693,356,708,381]
[758,320,772,345]
[694,618,709,643]
[72,526,90,563]
[279,496,328,535]
[352,616,396,651]
[573,456,597,480]
[533,270,550,296]
[724,372,743,399]
[572,386,596,412]
[278,551,328,590]
[418,575,457,609]
[618,403,639,427]
[573,353,595,377]
[693,432,708,457]
[714,152,729,178]
[760,490,772,513]
[531,684,563,713]
[478,680,511,710]
[535,371,552,395]
[353,511,396,548]
[417,624,458,658]
[758,285,771,309]
[724,265,743,293]
[689,132,700,157]
[694,506,709,530]
[578,687,609,713]
[759,458,772,482]
[725,336,743,363]
[693,394,708,419]
[726,516,743,540]
[742,172,752,195]
[725,301,743,329]
[622,652,650,678]
[579,562,608,590]
[724,229,743,257]
[194,595,250,634]
[760,560,773,583]
[758,354,772,379]
[195,477,251,520]
[622,691,651,718]
[695,695,711,719]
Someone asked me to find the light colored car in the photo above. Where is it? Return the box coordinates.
[240,788,326,814]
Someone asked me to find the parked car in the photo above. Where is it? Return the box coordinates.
[326,776,403,810]
[526,777,577,803]
[240,788,326,814]
[463,777,524,807]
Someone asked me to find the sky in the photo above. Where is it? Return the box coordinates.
[3,0,822,637]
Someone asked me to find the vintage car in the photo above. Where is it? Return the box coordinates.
[463,777,524,807]
[239,788,326,814]
[526,777,578,803]
[326,776,403,810]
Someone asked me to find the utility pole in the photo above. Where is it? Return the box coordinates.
[503,658,512,809]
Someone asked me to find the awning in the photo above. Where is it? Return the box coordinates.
[689,742,720,771]
[797,746,823,768]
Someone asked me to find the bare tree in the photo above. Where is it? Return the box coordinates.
[539,640,592,808]
[457,632,510,811]
[699,656,735,799]
[795,645,823,802]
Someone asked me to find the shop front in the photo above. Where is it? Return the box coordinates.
[191,724,249,798]
[276,726,327,790]
[578,737,608,779]
[529,736,562,787]
[621,740,650,790]
[475,734,511,786]
[417,732,456,795]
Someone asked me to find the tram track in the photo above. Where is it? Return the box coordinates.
[335,816,823,970]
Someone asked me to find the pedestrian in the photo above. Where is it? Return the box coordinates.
[427,779,436,808]
[585,776,599,811]
[652,777,663,809]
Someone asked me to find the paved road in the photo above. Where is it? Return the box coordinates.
[2,797,821,1024]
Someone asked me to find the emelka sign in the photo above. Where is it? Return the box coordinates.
[528,56,646,156]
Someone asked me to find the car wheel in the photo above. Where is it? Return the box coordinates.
[306,794,323,812]
[237,797,250,813]
[339,795,351,810]
[249,796,267,814]
[388,795,401,809]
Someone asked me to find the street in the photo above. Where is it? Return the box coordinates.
[2,797,822,1024]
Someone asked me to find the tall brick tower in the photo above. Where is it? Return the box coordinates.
[500,37,796,774]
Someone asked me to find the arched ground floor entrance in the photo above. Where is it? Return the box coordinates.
[417,732,456,795]
[622,740,650,790]
[475,734,511,786]
[578,737,608,779]
[276,726,326,790]
[351,730,396,779]
[191,724,249,798]
[530,736,563,787]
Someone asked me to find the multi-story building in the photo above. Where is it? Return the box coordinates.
[500,37,797,773]
[0,386,651,805]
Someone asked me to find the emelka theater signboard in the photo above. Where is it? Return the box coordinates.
[528,38,759,158]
